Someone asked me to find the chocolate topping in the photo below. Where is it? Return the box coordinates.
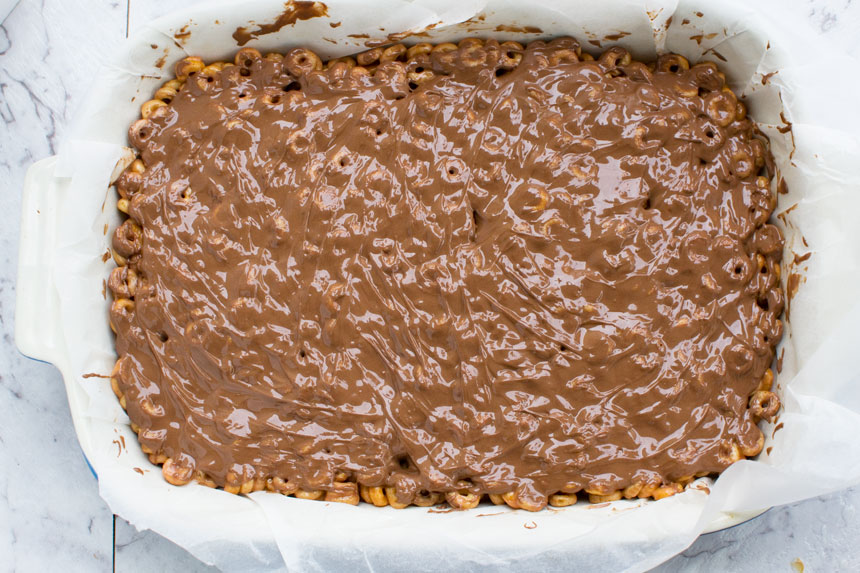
[232,2,329,47]
[111,38,783,506]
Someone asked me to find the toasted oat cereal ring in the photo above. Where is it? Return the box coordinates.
[588,490,622,503]
[284,47,322,76]
[326,481,360,505]
[652,483,684,500]
[162,457,194,486]
[548,493,577,507]
[413,490,443,507]
[656,53,689,73]
[360,484,389,507]
[446,490,481,509]
[749,390,780,421]
[174,56,204,80]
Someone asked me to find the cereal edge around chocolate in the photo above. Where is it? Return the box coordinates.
[108,38,784,511]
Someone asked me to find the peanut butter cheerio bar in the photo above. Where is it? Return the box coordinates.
[108,37,783,511]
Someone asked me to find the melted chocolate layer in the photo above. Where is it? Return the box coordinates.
[112,38,783,506]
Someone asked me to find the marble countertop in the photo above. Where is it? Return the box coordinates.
[1,0,858,570]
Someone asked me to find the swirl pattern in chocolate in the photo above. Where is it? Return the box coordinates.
[110,38,784,510]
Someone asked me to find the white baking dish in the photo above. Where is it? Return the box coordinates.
[16,0,860,570]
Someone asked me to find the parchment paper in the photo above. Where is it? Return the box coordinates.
[44,0,860,570]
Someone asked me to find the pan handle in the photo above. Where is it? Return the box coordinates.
[15,156,65,364]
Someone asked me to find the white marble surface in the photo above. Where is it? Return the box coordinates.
[1,0,859,571]
[1,2,124,570]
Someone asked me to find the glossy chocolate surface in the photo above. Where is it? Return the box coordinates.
[111,38,783,506]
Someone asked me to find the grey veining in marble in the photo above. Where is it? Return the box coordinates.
[1,0,859,571]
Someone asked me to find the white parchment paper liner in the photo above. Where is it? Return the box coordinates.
[46,0,860,570]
